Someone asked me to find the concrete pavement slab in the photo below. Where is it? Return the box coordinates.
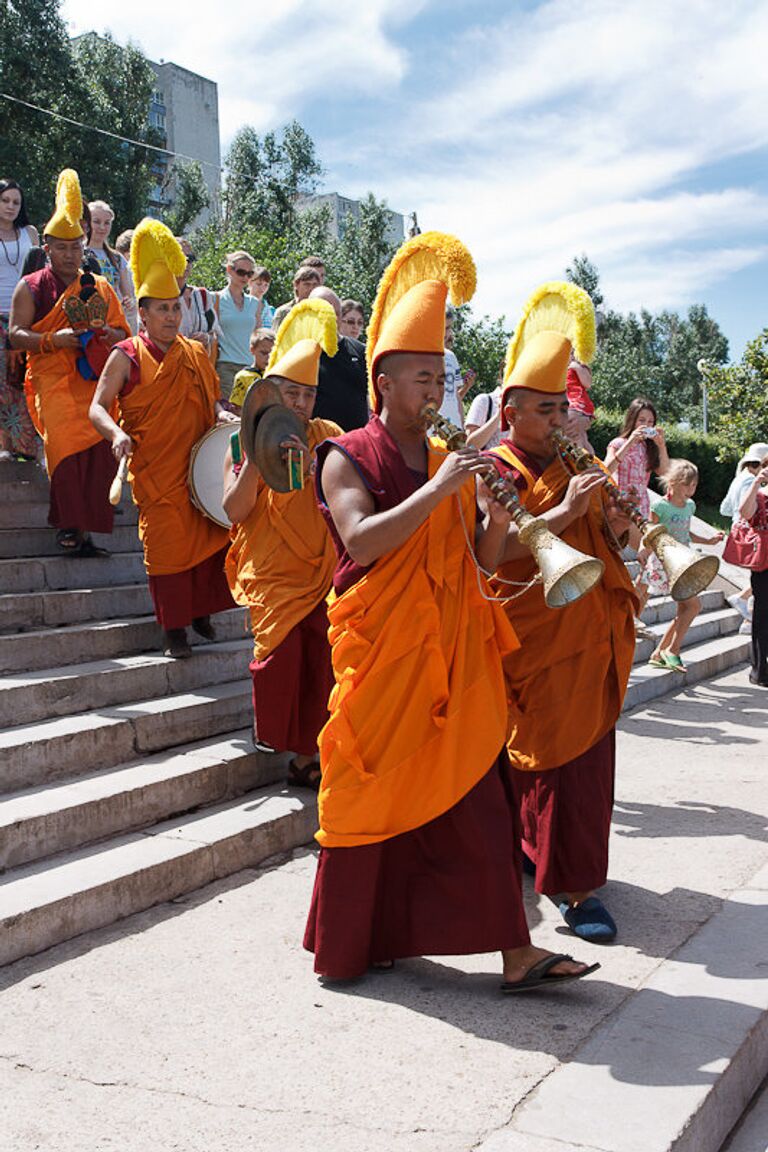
[0,667,765,1152]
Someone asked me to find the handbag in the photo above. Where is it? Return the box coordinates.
[723,493,768,570]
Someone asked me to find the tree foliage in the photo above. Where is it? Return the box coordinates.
[163,161,210,236]
[0,5,163,231]
[703,330,768,459]
[223,121,323,234]
[564,256,729,424]
[453,307,512,399]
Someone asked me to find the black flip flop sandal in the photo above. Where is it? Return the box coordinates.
[287,759,322,791]
[501,954,600,994]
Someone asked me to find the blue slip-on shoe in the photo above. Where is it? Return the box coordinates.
[559,896,617,943]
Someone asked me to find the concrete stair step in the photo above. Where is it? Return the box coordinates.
[0,730,290,870]
[0,787,317,967]
[631,606,741,666]
[0,582,153,635]
[623,632,751,712]
[0,679,253,794]
[1,499,138,529]
[0,551,147,594]
[0,638,253,727]
[0,524,142,559]
[0,459,47,483]
[641,587,724,626]
[0,606,247,675]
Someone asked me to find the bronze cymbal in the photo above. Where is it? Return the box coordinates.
[239,378,284,462]
[252,403,307,492]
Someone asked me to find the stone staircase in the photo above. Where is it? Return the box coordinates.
[0,459,315,968]
[0,462,751,968]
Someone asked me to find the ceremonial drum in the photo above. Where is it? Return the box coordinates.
[188,421,240,529]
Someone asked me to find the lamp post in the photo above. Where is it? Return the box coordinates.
[697,358,709,435]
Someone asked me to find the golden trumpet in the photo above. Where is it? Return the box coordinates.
[423,406,604,608]
[551,429,720,601]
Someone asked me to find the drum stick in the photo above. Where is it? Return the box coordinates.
[109,456,129,506]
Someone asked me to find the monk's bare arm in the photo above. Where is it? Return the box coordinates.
[323,445,490,567]
[222,447,261,523]
[8,280,80,352]
[500,471,608,564]
[90,350,133,459]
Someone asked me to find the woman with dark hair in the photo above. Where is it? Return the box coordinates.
[605,397,670,635]
[0,178,40,460]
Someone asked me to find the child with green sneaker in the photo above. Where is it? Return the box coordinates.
[647,460,724,672]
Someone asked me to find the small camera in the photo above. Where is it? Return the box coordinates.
[642,427,657,438]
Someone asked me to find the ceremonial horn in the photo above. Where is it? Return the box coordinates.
[551,430,720,601]
[109,456,128,506]
[424,407,604,608]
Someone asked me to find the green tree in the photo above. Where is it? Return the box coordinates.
[566,253,604,308]
[453,307,511,398]
[328,194,398,311]
[223,121,323,234]
[0,8,163,231]
[0,0,84,225]
[704,330,768,459]
[70,32,163,230]
[163,161,211,235]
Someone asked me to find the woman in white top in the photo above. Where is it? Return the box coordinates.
[0,178,39,459]
[720,442,768,628]
[87,200,137,333]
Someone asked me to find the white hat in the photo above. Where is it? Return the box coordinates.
[740,442,768,468]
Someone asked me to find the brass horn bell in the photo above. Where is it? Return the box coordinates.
[519,517,605,608]
[642,523,720,601]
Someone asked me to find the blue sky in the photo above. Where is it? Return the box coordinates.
[62,0,768,361]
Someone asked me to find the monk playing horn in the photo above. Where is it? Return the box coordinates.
[303,235,598,992]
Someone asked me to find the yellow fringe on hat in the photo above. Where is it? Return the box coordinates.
[366,231,477,379]
[266,298,338,374]
[504,281,596,382]
[129,218,187,296]
[56,169,83,227]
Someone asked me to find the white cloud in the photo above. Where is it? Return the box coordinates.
[61,0,429,138]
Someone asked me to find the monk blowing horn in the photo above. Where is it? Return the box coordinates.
[109,455,128,506]
[552,429,720,600]
[423,406,605,608]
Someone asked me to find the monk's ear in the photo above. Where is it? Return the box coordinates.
[377,371,391,398]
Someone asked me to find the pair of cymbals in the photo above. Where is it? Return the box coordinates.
[239,378,307,493]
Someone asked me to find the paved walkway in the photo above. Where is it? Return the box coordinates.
[1,667,766,1152]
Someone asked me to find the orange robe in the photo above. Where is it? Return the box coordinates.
[118,336,230,576]
[24,275,127,478]
[226,417,341,660]
[490,440,636,772]
[316,440,519,849]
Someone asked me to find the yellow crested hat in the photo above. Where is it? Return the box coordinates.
[503,281,596,399]
[130,218,186,301]
[44,169,84,241]
[265,298,338,388]
[367,232,476,412]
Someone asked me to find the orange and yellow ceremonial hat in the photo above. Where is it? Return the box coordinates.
[130,218,187,301]
[367,232,477,413]
[44,169,84,240]
[265,299,338,388]
[501,281,596,427]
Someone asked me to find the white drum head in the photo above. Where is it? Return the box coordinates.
[188,421,240,528]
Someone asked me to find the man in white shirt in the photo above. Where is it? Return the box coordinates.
[439,304,468,428]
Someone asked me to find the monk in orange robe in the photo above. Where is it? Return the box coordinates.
[9,169,128,556]
[487,283,636,944]
[223,301,342,788]
[303,236,599,992]
[90,220,237,657]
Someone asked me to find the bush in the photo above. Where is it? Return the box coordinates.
[590,408,737,510]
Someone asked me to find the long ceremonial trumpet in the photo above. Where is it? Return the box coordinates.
[551,429,720,600]
[424,406,604,608]
[109,456,129,506]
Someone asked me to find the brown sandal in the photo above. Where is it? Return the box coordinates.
[287,759,321,791]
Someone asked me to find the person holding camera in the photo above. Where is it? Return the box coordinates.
[605,398,670,634]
